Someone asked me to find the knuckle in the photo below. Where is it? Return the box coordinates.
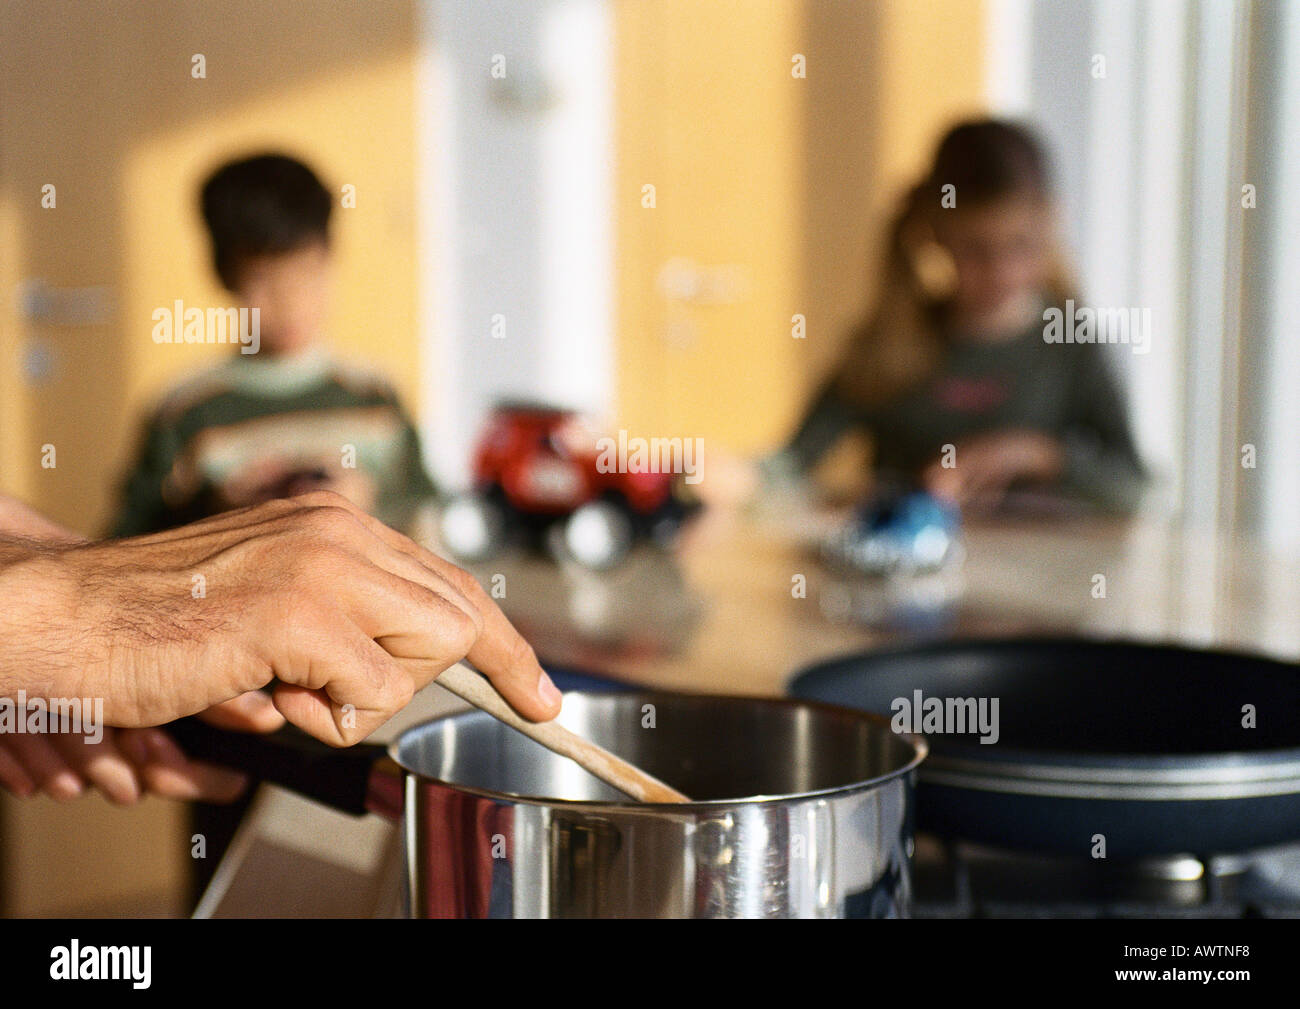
[446,572,488,627]
[401,578,440,611]
[301,503,361,540]
[258,496,301,517]
[335,723,364,747]
[441,561,481,598]
[387,675,416,712]
[442,603,480,655]
[360,654,413,717]
[292,489,353,512]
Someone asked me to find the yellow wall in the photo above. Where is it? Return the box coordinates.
[614,0,804,453]
[0,0,419,917]
[613,0,987,454]
[0,0,420,538]
[0,189,28,504]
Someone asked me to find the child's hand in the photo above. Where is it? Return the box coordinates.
[922,429,1064,509]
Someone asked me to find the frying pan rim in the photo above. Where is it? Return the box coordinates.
[789,634,1300,774]
[387,689,928,809]
[920,760,1300,799]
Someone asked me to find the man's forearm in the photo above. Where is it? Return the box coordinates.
[0,536,70,702]
[0,496,89,702]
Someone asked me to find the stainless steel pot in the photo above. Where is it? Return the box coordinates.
[171,690,927,918]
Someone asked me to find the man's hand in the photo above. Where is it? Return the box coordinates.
[0,491,561,746]
[0,692,282,804]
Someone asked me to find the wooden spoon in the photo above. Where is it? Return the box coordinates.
[436,663,691,804]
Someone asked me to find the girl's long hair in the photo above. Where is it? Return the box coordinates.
[832,119,1078,410]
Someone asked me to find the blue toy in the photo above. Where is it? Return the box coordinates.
[822,491,962,576]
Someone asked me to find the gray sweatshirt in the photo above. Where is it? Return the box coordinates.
[778,321,1147,512]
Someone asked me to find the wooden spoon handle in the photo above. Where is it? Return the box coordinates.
[435,664,691,804]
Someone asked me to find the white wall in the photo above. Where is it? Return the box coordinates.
[1247,0,1300,553]
[418,0,613,488]
[987,0,1298,549]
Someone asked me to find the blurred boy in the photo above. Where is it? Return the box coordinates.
[112,152,440,903]
[113,152,436,538]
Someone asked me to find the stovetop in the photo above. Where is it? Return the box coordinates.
[911,834,1300,918]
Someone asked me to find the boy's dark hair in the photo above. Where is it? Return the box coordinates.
[199,153,332,289]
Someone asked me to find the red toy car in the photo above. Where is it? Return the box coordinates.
[438,404,700,569]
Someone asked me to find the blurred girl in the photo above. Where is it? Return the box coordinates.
[765,119,1145,512]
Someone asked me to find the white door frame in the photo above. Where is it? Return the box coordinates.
[416,0,614,489]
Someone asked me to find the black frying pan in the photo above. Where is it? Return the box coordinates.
[790,637,1300,858]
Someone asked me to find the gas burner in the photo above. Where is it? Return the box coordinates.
[911,835,1300,918]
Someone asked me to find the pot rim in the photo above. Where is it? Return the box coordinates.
[388,689,929,810]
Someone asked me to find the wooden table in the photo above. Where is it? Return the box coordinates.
[464,503,1300,695]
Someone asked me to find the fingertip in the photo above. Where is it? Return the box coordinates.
[536,671,563,719]
[82,754,144,806]
[46,770,84,802]
[104,781,143,806]
[2,775,35,799]
[0,753,37,799]
[199,691,288,733]
[498,669,562,722]
[244,701,287,733]
[239,689,287,726]
[139,762,249,803]
[192,767,251,804]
